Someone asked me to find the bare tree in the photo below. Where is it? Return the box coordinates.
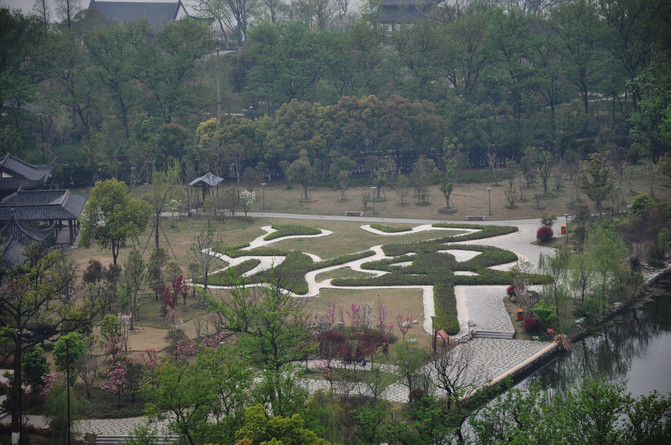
[430,344,485,442]
[55,0,82,29]
[392,344,431,394]
[486,149,501,185]
[262,0,284,22]
[188,228,219,295]
[32,0,50,30]
[196,0,258,46]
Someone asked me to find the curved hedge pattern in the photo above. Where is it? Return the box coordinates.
[206,222,546,335]
[264,224,322,240]
[369,223,413,233]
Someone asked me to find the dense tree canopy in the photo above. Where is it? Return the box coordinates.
[79,178,152,264]
[1,0,670,191]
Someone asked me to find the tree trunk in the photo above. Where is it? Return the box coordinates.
[11,347,21,445]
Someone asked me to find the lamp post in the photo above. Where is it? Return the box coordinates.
[487,187,492,216]
[66,337,71,445]
[431,315,436,353]
[38,112,45,163]
[564,213,569,244]
[249,105,254,120]
[261,182,266,211]
[17,331,22,444]
[371,187,377,215]
[216,39,221,122]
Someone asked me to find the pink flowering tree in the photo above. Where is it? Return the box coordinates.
[174,338,197,359]
[159,283,178,316]
[103,335,127,362]
[141,349,161,370]
[171,275,190,306]
[102,360,127,409]
[40,372,65,397]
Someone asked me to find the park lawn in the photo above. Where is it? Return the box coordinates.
[234,164,669,221]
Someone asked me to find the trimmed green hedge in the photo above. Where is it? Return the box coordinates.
[249,250,376,294]
[205,259,262,285]
[370,223,413,233]
[382,225,517,257]
[215,246,292,258]
[434,283,460,335]
[216,242,250,255]
[264,224,322,240]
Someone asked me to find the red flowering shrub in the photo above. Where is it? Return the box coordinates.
[536,226,553,242]
[524,316,542,333]
[506,285,516,297]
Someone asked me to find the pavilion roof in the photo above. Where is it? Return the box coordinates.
[0,189,87,221]
[188,172,224,187]
[0,154,55,191]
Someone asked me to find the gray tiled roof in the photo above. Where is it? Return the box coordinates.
[88,0,184,30]
[0,190,87,221]
[379,0,438,23]
[0,212,56,269]
[0,213,54,246]
[189,172,224,187]
[0,154,55,191]
[0,236,28,270]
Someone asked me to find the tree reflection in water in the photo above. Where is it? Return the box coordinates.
[520,278,671,397]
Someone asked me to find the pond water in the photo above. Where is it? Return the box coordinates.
[518,277,671,396]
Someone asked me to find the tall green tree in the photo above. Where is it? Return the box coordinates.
[551,0,603,115]
[471,378,671,445]
[0,245,92,443]
[83,21,142,138]
[411,156,436,205]
[243,21,325,105]
[143,346,254,445]
[235,404,331,445]
[40,28,100,139]
[147,161,183,250]
[0,9,44,133]
[580,152,614,217]
[286,153,314,200]
[80,178,152,265]
[211,276,315,373]
[630,55,671,163]
[133,19,212,124]
[440,11,492,101]
[597,0,671,109]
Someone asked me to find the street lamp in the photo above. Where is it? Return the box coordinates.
[249,105,254,120]
[216,38,221,122]
[371,187,377,215]
[564,213,569,244]
[487,187,492,216]
[261,182,267,211]
[39,113,45,162]
[431,315,436,353]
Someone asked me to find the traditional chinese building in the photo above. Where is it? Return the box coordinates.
[0,155,87,269]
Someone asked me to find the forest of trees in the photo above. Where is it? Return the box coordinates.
[1,0,670,190]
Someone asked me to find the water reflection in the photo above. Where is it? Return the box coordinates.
[520,278,671,397]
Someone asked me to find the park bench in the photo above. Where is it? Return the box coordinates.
[345,211,364,217]
[466,215,486,221]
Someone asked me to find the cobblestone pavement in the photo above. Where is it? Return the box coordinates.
[456,286,515,338]
[378,338,555,403]
[73,417,172,437]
